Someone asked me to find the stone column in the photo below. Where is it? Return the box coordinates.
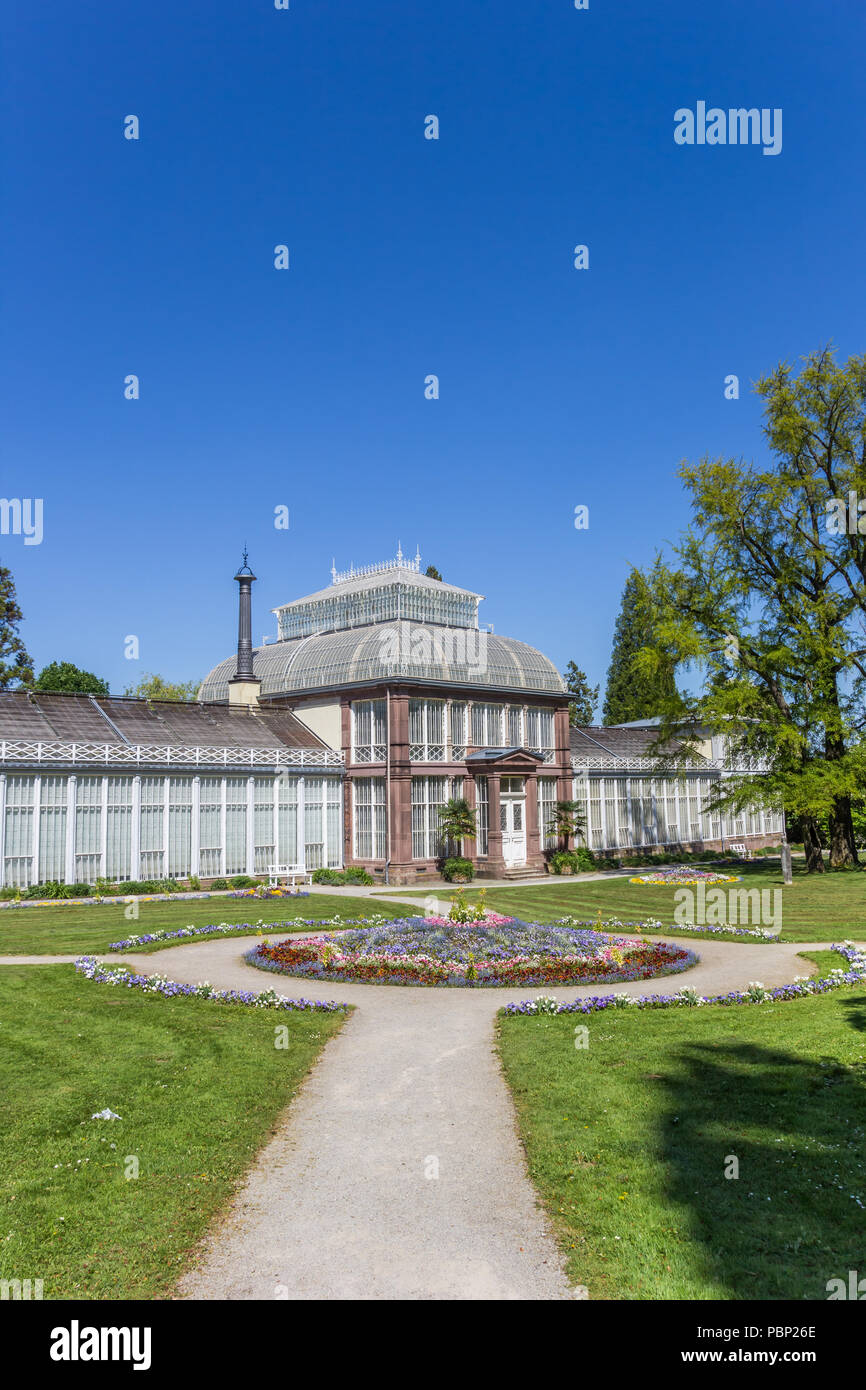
[483,772,505,877]
[525,773,543,867]
[388,692,413,881]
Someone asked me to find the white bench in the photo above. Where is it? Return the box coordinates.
[266,863,313,889]
[729,842,753,861]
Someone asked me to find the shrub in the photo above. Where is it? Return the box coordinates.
[23,881,97,899]
[548,851,582,875]
[311,867,375,886]
[210,878,229,890]
[230,875,258,888]
[548,849,595,874]
[187,874,201,890]
[25,881,58,898]
[442,857,475,883]
[342,867,374,886]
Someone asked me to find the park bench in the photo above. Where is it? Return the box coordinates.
[728,842,753,861]
[266,862,313,889]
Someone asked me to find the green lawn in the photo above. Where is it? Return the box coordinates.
[0,963,348,1299]
[385,861,866,942]
[497,952,866,1300]
[0,892,404,956]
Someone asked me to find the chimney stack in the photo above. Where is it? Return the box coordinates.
[228,551,261,707]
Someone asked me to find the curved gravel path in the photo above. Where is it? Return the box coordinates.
[2,934,850,1300]
[135,935,834,1301]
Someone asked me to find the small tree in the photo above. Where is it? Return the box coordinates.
[547,800,586,849]
[437,797,477,855]
[425,565,443,581]
[34,661,109,696]
[0,564,33,689]
[124,672,200,701]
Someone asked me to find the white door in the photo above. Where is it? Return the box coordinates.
[500,796,526,867]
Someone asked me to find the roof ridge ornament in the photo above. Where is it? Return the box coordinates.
[329,549,423,586]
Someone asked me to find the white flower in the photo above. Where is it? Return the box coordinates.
[675,987,705,1006]
[745,981,772,1002]
[532,995,559,1015]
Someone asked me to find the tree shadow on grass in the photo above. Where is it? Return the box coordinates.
[658,1004,866,1299]
[838,995,866,1033]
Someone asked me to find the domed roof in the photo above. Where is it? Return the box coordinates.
[199,624,565,701]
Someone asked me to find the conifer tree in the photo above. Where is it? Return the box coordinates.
[0,564,33,689]
[563,661,599,726]
[602,572,677,724]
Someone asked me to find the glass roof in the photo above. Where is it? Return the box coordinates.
[199,625,566,700]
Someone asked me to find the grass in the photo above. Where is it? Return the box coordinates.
[0,892,405,956]
[384,861,866,942]
[497,951,866,1300]
[0,963,348,1299]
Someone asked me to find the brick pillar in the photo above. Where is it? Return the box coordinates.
[525,773,544,867]
[481,772,505,877]
[388,691,414,882]
[555,705,573,847]
[341,700,353,864]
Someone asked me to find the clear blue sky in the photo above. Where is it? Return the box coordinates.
[4,1,865,709]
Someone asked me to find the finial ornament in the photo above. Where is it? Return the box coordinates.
[329,547,422,585]
[235,548,255,580]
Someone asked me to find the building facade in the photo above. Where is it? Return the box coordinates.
[0,692,343,888]
[0,552,781,889]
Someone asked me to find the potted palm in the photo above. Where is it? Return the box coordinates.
[437,798,477,881]
[545,800,587,873]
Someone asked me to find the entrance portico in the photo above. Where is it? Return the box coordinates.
[466,747,548,877]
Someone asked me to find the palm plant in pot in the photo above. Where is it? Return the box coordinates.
[545,800,587,873]
[437,798,477,880]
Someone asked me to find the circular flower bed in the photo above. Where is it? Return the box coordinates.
[243,916,698,988]
[629,866,740,885]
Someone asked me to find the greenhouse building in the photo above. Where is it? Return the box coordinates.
[0,551,781,888]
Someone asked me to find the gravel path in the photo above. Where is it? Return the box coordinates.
[1,934,848,1300]
[132,934,831,1301]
